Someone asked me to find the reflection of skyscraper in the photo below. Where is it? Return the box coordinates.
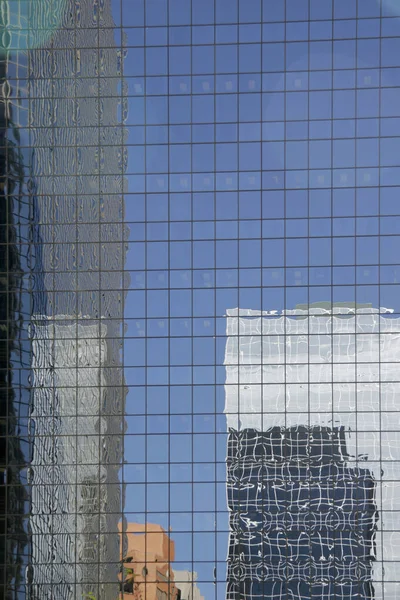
[0,30,33,599]
[119,523,180,600]
[223,305,400,599]
[26,0,128,597]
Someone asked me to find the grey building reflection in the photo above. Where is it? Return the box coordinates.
[22,0,127,598]
[223,305,395,599]
[29,319,114,599]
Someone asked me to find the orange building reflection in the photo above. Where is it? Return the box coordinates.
[119,522,180,599]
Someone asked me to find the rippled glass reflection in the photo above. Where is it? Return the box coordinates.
[0,0,128,597]
[4,0,400,599]
[0,37,31,599]
[225,307,388,599]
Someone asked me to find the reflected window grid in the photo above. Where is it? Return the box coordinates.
[4,1,400,599]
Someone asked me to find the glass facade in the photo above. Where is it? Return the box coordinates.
[3,0,400,599]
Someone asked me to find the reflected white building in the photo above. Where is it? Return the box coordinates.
[30,317,118,599]
[224,305,399,599]
[173,571,204,600]
[225,305,400,433]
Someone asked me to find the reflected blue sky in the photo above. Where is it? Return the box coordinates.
[114,0,400,595]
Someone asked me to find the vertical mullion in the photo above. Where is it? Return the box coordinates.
[143,1,148,597]
[120,0,126,594]
[283,4,288,600]
[378,3,383,599]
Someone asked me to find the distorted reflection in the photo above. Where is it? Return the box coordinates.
[29,318,123,599]
[119,522,204,600]
[3,0,400,598]
[226,427,377,599]
[120,522,180,599]
[0,31,30,599]
[25,0,126,596]
[224,306,396,599]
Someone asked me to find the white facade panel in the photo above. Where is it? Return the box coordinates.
[224,306,400,588]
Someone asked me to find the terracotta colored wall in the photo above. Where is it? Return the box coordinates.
[119,523,179,600]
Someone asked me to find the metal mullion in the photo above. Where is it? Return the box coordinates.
[330,6,336,600]
[378,5,384,599]
[166,2,173,598]
[119,0,126,592]
[95,0,103,593]
[212,0,217,598]
[307,4,313,599]
[260,2,265,600]
[283,4,289,600]
[143,1,148,597]
[51,19,58,598]
[354,9,360,600]
[235,1,242,597]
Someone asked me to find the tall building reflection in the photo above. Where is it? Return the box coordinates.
[223,305,396,599]
[0,30,32,600]
[25,0,128,597]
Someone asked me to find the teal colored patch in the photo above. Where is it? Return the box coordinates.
[0,0,67,52]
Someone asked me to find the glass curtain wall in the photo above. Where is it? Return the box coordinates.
[125,1,400,599]
[1,0,127,598]
[2,1,400,600]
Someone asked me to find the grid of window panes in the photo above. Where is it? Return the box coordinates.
[125,1,400,600]
[1,0,127,598]
[0,41,33,599]
[4,0,400,598]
